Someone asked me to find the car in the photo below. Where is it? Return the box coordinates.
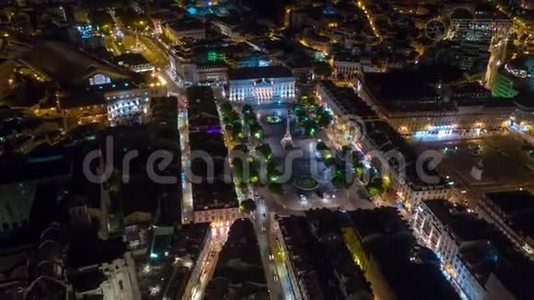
[261,226,266,232]
[273,275,279,282]
[298,194,308,202]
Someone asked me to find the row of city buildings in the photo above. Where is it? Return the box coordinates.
[274,207,458,300]
[413,194,534,300]
[317,80,450,209]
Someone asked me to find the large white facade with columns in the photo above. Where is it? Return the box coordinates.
[227,66,296,103]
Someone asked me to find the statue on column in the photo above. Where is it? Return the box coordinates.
[470,159,484,181]
[281,110,294,149]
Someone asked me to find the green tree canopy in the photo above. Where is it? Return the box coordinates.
[316,141,328,151]
[242,104,254,116]
[240,198,257,213]
[302,119,318,138]
[313,62,333,78]
[256,143,273,161]
[316,106,333,127]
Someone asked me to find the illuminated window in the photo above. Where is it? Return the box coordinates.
[89,73,112,86]
[77,24,94,39]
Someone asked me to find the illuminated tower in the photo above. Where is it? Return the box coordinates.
[280,111,294,149]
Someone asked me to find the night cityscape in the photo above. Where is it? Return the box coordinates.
[0,0,533,299]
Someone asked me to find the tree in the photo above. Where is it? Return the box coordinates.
[296,111,308,127]
[251,124,264,141]
[316,141,328,152]
[225,122,244,142]
[220,101,234,116]
[316,106,333,127]
[300,94,316,107]
[331,163,355,188]
[313,62,333,78]
[291,103,305,114]
[242,104,254,116]
[302,120,318,138]
[348,151,365,178]
[240,198,257,214]
[366,176,384,196]
[244,114,257,126]
[88,10,114,33]
[232,143,248,153]
[256,143,273,161]
[268,168,283,184]
[249,167,261,185]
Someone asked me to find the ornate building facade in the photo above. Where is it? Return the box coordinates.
[227,66,296,103]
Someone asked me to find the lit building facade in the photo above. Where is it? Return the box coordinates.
[354,76,516,135]
[227,66,296,103]
[317,80,449,209]
[196,63,228,83]
[66,23,105,49]
[412,200,522,300]
[193,207,240,236]
[75,252,141,300]
[479,191,534,259]
[105,88,167,126]
[163,19,205,42]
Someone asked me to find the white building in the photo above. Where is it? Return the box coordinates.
[163,20,205,42]
[75,252,141,300]
[412,199,523,300]
[105,88,167,126]
[333,59,362,80]
[196,63,228,83]
[316,80,449,209]
[227,66,296,103]
[115,53,154,73]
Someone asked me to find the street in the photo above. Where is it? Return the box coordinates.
[245,102,376,300]
[106,20,377,300]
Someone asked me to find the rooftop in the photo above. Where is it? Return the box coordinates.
[483,191,534,238]
[186,87,220,131]
[192,179,237,211]
[204,219,268,299]
[166,18,204,32]
[363,121,445,189]
[424,199,498,242]
[364,66,463,112]
[20,41,133,88]
[318,80,378,121]
[186,87,236,211]
[228,66,293,80]
[349,208,458,300]
[0,144,71,184]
